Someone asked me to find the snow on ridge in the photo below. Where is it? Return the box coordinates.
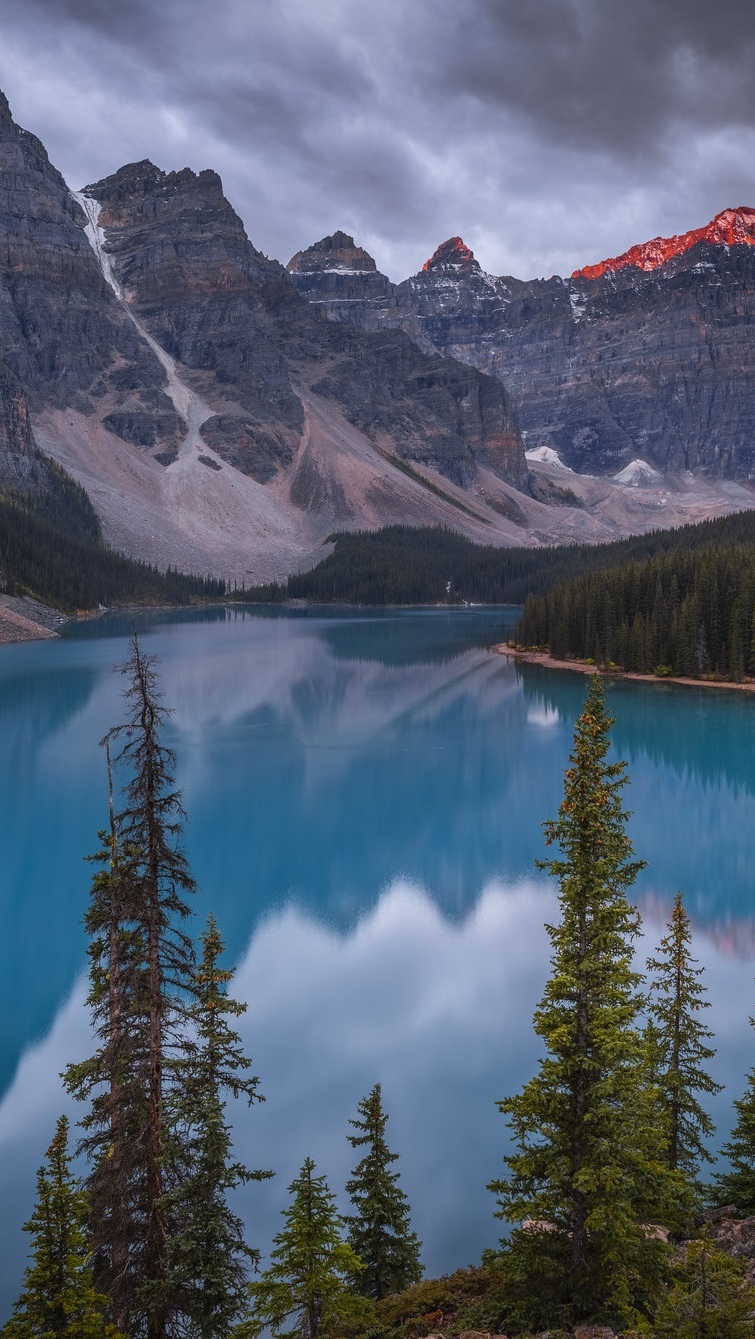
[612,458,663,487]
[568,287,587,321]
[525,445,574,473]
[72,190,123,299]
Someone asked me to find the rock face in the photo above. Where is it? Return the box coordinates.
[3,79,755,581]
[0,360,44,491]
[573,205,755,280]
[287,230,397,312]
[287,213,755,481]
[0,91,531,580]
[84,170,527,492]
[0,93,165,418]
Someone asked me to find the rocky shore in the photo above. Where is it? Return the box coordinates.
[0,595,66,644]
[497,644,755,694]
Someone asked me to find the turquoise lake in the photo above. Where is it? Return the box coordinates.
[1,606,755,1313]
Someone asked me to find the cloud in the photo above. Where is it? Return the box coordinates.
[1,874,753,1308]
[1,3,754,293]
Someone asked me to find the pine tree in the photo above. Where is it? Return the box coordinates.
[161,915,273,1337]
[1,1117,123,1339]
[646,892,721,1179]
[65,635,198,1339]
[239,1158,368,1339]
[64,639,270,1336]
[714,1070,755,1215]
[345,1083,422,1299]
[489,676,678,1331]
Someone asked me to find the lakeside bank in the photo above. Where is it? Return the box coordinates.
[497,644,755,694]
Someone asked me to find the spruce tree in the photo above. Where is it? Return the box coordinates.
[1,1117,123,1339]
[161,915,272,1337]
[65,635,197,1339]
[240,1158,368,1339]
[345,1083,422,1299]
[646,892,721,1179]
[714,1071,755,1215]
[489,676,678,1331]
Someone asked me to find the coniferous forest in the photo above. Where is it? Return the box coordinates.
[0,469,226,612]
[4,646,755,1337]
[247,512,755,609]
[516,538,755,679]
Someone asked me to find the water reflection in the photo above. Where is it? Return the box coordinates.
[1,878,752,1312]
[515,664,755,929]
[4,610,755,1316]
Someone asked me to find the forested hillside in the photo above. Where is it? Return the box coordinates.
[516,539,755,678]
[0,467,226,612]
[250,513,755,608]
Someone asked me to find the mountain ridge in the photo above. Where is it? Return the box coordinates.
[287,210,755,483]
[1,83,754,589]
[573,205,755,279]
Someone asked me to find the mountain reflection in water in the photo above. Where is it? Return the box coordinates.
[2,608,755,1316]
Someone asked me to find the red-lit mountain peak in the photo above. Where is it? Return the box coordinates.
[572,207,755,281]
[422,236,478,272]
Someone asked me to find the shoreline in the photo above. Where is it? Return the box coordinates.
[0,598,518,647]
[0,595,67,645]
[496,644,755,695]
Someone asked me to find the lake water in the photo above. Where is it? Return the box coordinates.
[1,606,755,1315]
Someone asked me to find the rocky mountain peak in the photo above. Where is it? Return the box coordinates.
[0,91,12,126]
[421,237,479,273]
[287,231,378,273]
[573,206,755,280]
[81,156,276,304]
[83,159,166,202]
[84,160,226,209]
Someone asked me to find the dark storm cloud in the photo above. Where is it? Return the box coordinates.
[445,0,755,152]
[1,0,755,279]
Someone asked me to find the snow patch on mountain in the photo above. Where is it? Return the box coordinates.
[525,445,574,473]
[72,190,123,299]
[568,289,587,322]
[613,459,663,487]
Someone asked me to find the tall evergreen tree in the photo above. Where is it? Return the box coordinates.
[1,1117,123,1339]
[646,892,721,1178]
[161,915,272,1338]
[345,1083,422,1299]
[239,1158,367,1339]
[65,636,198,1339]
[489,676,678,1331]
[714,1071,755,1215]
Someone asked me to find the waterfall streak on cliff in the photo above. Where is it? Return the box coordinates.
[71,190,215,461]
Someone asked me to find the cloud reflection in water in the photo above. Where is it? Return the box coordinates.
[2,873,754,1313]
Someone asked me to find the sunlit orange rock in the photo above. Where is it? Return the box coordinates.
[422,237,477,271]
[573,206,755,279]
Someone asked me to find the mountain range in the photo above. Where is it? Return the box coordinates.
[1,88,755,584]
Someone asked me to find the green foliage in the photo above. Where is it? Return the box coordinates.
[647,1231,755,1338]
[490,677,679,1330]
[1,1116,123,1339]
[239,1158,370,1339]
[161,915,272,1338]
[345,1084,423,1300]
[714,1069,755,1215]
[515,529,755,681]
[646,893,721,1180]
[64,638,195,1338]
[0,463,225,612]
[354,1266,509,1339]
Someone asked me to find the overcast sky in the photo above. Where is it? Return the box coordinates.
[2,0,755,281]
